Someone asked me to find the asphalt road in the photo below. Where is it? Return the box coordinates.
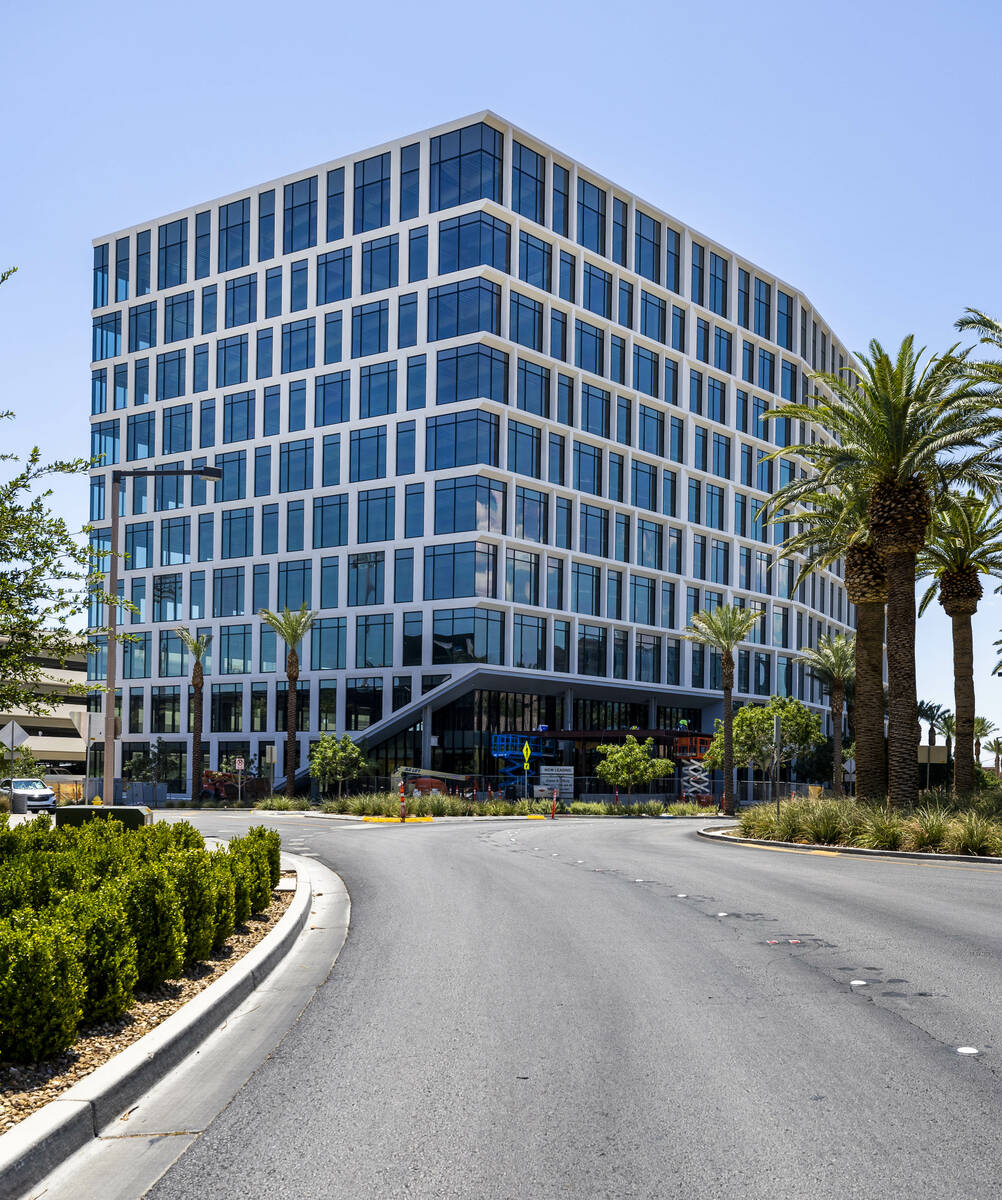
[146,814,1002,1199]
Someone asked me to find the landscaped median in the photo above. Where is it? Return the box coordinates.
[255,791,720,818]
[0,814,313,1196]
[703,796,1002,859]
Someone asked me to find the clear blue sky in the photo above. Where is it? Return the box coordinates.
[3,0,1001,747]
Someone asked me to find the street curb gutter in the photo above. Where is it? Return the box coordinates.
[0,851,315,1200]
[697,825,1002,865]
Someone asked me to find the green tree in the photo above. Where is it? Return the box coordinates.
[763,336,1002,808]
[594,734,673,796]
[974,717,997,766]
[917,700,946,791]
[681,604,760,814]
[12,744,41,778]
[936,710,956,771]
[984,736,1002,776]
[918,493,1002,793]
[797,634,855,796]
[703,696,824,791]
[309,733,366,799]
[765,485,887,801]
[174,628,212,802]
[258,604,317,796]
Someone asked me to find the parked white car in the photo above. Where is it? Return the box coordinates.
[0,778,57,814]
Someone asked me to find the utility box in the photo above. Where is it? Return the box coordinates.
[55,805,153,830]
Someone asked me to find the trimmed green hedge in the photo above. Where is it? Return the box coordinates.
[0,813,279,1063]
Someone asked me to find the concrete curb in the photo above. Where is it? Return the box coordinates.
[0,851,314,1200]
[697,825,1002,865]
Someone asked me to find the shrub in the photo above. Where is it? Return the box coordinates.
[857,809,906,851]
[165,849,218,966]
[55,890,138,1024]
[643,801,666,817]
[227,850,253,926]
[802,799,847,845]
[254,796,309,811]
[906,805,952,852]
[737,804,777,839]
[944,811,1002,857]
[246,825,282,889]
[229,836,271,914]
[0,850,86,919]
[0,920,85,1061]
[209,850,236,948]
[169,820,206,851]
[774,801,808,843]
[570,802,606,815]
[117,863,186,988]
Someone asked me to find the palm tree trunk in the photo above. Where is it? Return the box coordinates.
[952,611,976,795]
[190,669,203,804]
[831,683,844,798]
[721,653,735,816]
[925,729,934,792]
[286,684,298,798]
[884,551,918,808]
[854,600,887,801]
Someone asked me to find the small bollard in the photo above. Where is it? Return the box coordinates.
[400,779,406,823]
[552,788,557,819]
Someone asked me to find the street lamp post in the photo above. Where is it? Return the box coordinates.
[102,466,222,807]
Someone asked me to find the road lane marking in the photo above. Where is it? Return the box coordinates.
[729,841,1002,872]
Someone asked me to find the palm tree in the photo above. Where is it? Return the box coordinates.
[681,604,761,816]
[918,493,1002,794]
[761,337,1002,808]
[984,736,1002,777]
[766,486,887,801]
[175,628,212,803]
[973,717,997,766]
[936,711,955,777]
[259,604,317,796]
[916,700,945,792]
[797,634,855,796]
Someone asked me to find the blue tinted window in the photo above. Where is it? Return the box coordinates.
[398,293,417,349]
[635,211,661,284]
[126,412,154,461]
[214,450,247,502]
[254,446,271,497]
[283,176,318,253]
[438,212,510,274]
[574,319,604,376]
[436,344,508,406]
[396,421,415,475]
[157,219,187,289]
[286,499,305,552]
[612,199,627,267]
[258,190,275,261]
[510,292,543,351]
[709,253,728,317]
[195,211,211,279]
[218,198,250,272]
[429,122,502,211]
[550,310,567,361]
[161,403,191,454]
[507,419,542,479]
[558,251,575,302]
[353,152,391,233]
[405,484,424,538]
[92,312,121,361]
[361,235,398,293]
[135,230,151,296]
[360,362,397,418]
[277,560,312,610]
[513,141,545,224]
[128,302,156,352]
[582,264,611,319]
[357,487,395,543]
[288,379,306,431]
[91,369,107,414]
[640,291,666,342]
[408,226,428,282]
[265,267,282,317]
[135,359,149,406]
[577,179,606,255]
[407,355,426,410]
[163,291,193,343]
[281,319,315,373]
[350,426,387,480]
[263,385,280,436]
[193,344,209,393]
[323,312,342,364]
[162,516,192,566]
[322,433,341,486]
[633,347,658,398]
[351,300,389,357]
[93,243,109,307]
[217,335,249,386]
[115,237,129,301]
[201,285,217,334]
[427,279,501,340]
[261,505,278,555]
[200,398,215,447]
[156,349,185,400]
[400,143,420,220]
[223,391,254,442]
[279,439,314,492]
[581,384,610,438]
[314,495,348,548]
[326,168,345,241]
[425,411,499,469]
[290,260,308,311]
[316,371,350,425]
[317,247,351,303]
[519,232,551,291]
[552,164,569,236]
[256,329,273,378]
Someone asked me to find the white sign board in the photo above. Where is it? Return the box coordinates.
[540,764,574,799]
[235,758,245,771]
[1,721,28,752]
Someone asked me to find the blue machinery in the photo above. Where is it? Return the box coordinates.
[490,733,551,792]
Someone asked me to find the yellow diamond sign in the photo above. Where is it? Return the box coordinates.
[522,740,531,764]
